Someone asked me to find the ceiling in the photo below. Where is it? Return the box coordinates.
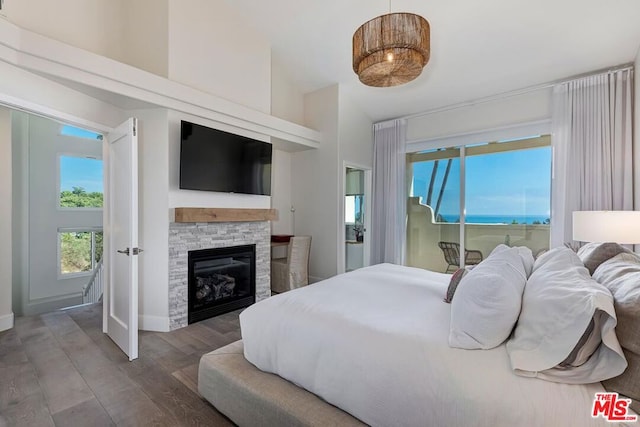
[225,0,640,122]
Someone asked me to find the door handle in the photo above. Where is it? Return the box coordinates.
[117,247,144,256]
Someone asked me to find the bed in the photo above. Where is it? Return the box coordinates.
[199,246,639,426]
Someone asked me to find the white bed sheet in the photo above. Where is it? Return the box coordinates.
[240,263,612,427]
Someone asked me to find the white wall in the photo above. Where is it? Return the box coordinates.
[11,112,28,318]
[167,0,271,113]
[293,85,340,281]
[167,110,271,210]
[3,0,169,77]
[271,57,305,126]
[0,61,125,129]
[291,85,373,281]
[0,107,13,331]
[133,108,170,331]
[25,115,102,312]
[2,0,124,63]
[271,149,293,235]
[120,0,169,77]
[337,91,374,272]
[406,88,552,143]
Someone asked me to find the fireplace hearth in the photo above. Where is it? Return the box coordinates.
[188,244,256,324]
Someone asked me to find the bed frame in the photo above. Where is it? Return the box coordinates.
[198,340,365,427]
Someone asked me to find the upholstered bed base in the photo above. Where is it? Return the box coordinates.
[198,340,365,427]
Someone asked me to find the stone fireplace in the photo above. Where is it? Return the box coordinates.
[169,220,270,330]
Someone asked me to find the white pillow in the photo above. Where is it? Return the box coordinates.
[449,246,528,350]
[491,244,534,277]
[506,247,627,384]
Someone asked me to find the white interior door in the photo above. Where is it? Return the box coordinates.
[105,118,139,361]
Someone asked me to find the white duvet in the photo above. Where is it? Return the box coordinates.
[240,263,612,427]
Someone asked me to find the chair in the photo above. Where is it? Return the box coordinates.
[437,241,483,273]
[271,236,312,293]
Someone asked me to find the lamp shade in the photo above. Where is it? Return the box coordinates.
[573,211,640,244]
[352,13,430,87]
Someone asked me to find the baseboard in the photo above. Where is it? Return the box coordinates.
[22,294,82,316]
[0,312,14,332]
[309,275,324,284]
[139,314,170,332]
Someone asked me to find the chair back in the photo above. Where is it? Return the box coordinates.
[438,241,461,265]
[287,236,312,288]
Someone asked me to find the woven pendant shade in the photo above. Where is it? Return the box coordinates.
[353,13,430,87]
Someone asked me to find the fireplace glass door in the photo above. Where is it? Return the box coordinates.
[188,244,256,323]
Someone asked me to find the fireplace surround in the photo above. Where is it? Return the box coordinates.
[169,220,270,330]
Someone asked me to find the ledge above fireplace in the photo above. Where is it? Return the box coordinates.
[174,208,277,223]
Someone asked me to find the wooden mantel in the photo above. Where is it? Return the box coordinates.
[174,208,277,223]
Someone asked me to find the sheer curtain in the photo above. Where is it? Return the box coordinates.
[550,68,634,247]
[371,119,407,265]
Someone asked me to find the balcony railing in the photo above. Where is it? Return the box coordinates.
[407,198,550,273]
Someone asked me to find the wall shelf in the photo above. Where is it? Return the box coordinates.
[174,208,277,223]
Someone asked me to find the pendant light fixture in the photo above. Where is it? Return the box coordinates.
[352,1,430,87]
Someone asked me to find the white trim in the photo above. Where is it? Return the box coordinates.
[406,120,551,152]
[0,19,321,149]
[0,312,14,331]
[396,63,633,122]
[22,294,82,316]
[139,314,170,332]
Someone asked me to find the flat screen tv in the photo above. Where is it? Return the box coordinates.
[180,121,272,196]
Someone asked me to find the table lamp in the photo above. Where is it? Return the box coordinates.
[573,211,640,244]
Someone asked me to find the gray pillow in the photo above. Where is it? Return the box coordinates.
[592,252,640,410]
[506,247,627,384]
[443,267,470,303]
[580,242,631,275]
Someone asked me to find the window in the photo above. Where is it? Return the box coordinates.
[59,229,103,277]
[60,125,103,141]
[407,135,551,272]
[345,195,364,224]
[59,155,104,208]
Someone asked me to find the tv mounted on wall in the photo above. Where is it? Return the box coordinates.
[179,121,272,196]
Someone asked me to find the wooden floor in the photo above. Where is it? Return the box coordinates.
[0,303,242,426]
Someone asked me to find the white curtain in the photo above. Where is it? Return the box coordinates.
[371,119,407,264]
[550,68,634,247]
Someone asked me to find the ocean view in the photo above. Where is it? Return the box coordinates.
[438,214,550,225]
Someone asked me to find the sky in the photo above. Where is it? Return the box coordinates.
[411,146,551,217]
[59,125,104,193]
[60,156,104,193]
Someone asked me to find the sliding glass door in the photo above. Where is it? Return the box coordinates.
[407,135,551,273]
